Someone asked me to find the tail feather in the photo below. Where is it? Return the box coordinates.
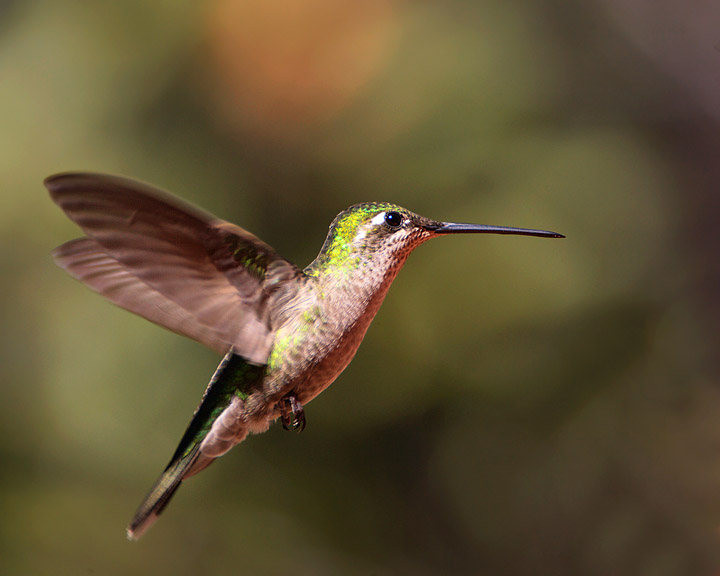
[126,351,266,540]
[126,445,203,541]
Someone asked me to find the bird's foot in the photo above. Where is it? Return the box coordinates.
[280,395,306,433]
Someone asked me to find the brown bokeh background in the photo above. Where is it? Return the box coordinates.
[2,1,720,574]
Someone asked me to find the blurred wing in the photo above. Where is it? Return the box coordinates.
[53,238,231,355]
[47,172,301,363]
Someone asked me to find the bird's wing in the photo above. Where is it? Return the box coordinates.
[47,172,302,363]
[126,351,264,541]
[53,238,231,355]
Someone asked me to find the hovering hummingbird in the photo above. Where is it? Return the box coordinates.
[47,172,563,540]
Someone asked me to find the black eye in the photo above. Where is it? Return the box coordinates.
[384,211,403,228]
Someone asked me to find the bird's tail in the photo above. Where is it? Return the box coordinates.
[126,444,209,541]
[126,351,265,541]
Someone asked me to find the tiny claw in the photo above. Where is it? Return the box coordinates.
[280,395,306,433]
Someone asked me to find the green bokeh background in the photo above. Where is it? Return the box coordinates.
[2,1,719,574]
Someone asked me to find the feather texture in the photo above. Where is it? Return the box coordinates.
[47,172,301,363]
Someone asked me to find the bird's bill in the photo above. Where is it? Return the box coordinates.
[432,222,564,238]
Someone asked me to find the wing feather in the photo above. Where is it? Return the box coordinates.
[47,172,301,363]
[53,238,232,354]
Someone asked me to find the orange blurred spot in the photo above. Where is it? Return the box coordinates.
[204,0,400,140]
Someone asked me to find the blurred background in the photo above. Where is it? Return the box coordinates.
[2,0,719,574]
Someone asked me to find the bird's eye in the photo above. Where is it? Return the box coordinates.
[384,211,403,228]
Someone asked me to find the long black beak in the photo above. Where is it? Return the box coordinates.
[433,222,564,238]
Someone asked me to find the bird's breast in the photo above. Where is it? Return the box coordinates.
[263,273,394,406]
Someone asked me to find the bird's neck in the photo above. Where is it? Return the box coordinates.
[304,250,409,328]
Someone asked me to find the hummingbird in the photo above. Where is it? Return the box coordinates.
[47,172,563,540]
